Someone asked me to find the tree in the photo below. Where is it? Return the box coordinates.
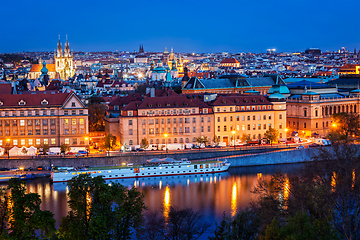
[213,135,220,147]
[6,179,56,239]
[88,97,106,132]
[140,138,149,150]
[264,127,279,145]
[60,144,71,154]
[195,136,208,147]
[21,147,28,155]
[101,133,116,155]
[241,133,251,144]
[59,174,146,240]
[328,112,360,143]
[39,143,49,154]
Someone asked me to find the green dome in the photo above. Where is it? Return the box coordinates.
[268,93,285,100]
[41,61,48,75]
[268,85,290,94]
[302,90,319,95]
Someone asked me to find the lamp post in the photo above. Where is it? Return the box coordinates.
[232,131,236,150]
[85,137,89,157]
[6,138,10,159]
[164,133,168,153]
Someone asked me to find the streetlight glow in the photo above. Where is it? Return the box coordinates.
[164,133,168,153]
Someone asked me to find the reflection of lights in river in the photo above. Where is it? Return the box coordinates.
[231,182,237,217]
[86,191,91,220]
[283,177,290,210]
[164,186,170,220]
[352,169,355,190]
[257,173,262,179]
[214,176,217,183]
[331,172,336,192]
[159,181,162,189]
[187,179,189,186]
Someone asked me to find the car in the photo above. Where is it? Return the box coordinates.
[46,152,57,155]
[0,168,9,171]
[308,143,320,148]
[25,167,33,171]
[75,153,85,157]
[10,168,19,171]
[78,150,88,154]
[37,166,44,171]
[296,145,305,149]
[66,152,76,155]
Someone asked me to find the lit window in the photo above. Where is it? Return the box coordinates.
[13,140,18,145]
[65,138,70,145]
[20,120,25,126]
[36,139,40,145]
[64,119,69,125]
[44,139,48,145]
[28,139,33,145]
[51,139,56,145]
[72,119,76,125]
[0,140,2,146]
[21,139,25,146]
[79,119,84,125]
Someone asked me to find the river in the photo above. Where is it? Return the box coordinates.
[3,163,305,237]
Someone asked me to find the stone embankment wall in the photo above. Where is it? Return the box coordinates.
[0,146,332,169]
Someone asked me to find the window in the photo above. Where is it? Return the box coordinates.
[80,128,84,134]
[149,119,154,125]
[51,129,56,135]
[268,115,272,120]
[185,127,190,133]
[129,129,133,135]
[79,110,83,115]
[207,117,210,122]
[28,129,33,135]
[201,126,204,132]
[20,130,25,135]
[218,126,220,132]
[64,119,69,125]
[142,120,146,125]
[247,116,250,121]
[72,119,76,125]
[0,140,2,146]
[192,118,196,123]
[64,129,69,135]
[20,120,25,126]
[51,139,56,145]
[72,110,76,115]
[149,128,154,134]
[129,120,133,126]
[13,140,18,146]
[304,123,306,128]
[173,118,177,123]
[64,110,68,115]
[72,129,77,134]
[173,127,177,133]
[237,116,239,121]
[258,124,261,130]
[35,130,40,135]
[167,118,171,124]
[73,138,77,144]
[142,129,146,134]
[36,139,41,145]
[12,120,17,126]
[28,139,33,145]
[185,118,190,123]
[13,130,17,136]
[263,115,266,120]
[51,110,55,115]
[43,129,48,135]
[193,127,196,133]
[252,116,255,121]
[79,119,84,125]
[65,138,70,145]
[279,123,282,129]
[253,125,256,130]
[315,110,318,117]
[279,114,282,120]
[192,109,195,114]
[208,126,211,132]
[224,126,227,131]
[247,124,250,130]
[217,117,220,122]
[44,139,48,145]
[35,119,40,126]
[316,123,318,128]
[50,119,55,125]
[72,102,76,107]
[242,116,245,121]
[304,110,307,117]
[179,127,183,133]
[43,119,48,126]
[179,118,183,123]
[224,117,227,122]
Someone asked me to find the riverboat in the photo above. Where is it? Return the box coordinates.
[51,158,231,183]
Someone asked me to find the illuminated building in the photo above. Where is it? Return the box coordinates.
[210,94,287,144]
[0,91,89,153]
[118,95,214,147]
[54,36,74,79]
[219,58,240,68]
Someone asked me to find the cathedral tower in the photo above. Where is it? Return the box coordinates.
[54,36,74,80]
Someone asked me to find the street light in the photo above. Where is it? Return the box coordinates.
[6,138,10,159]
[164,133,168,153]
[85,137,89,156]
[232,131,236,150]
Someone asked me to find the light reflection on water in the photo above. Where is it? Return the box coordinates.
[1,163,304,228]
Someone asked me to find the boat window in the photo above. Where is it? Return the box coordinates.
[109,175,112,177]
[194,165,197,169]
[177,171,180,173]
[72,173,76,175]
[159,167,162,169]
[189,171,191,172]
[148,173,150,175]
[166,167,168,169]
[93,171,96,173]
[195,170,197,172]
[148,168,150,170]
[166,172,168,174]
[154,168,156,169]
[171,167,174,168]
[187,165,190,167]
[205,164,209,168]
[130,168,133,170]
[121,175,124,176]
[172,172,174,173]
[136,174,138,176]
[134,168,140,173]
[212,169,214,171]
[179,166,181,168]
[183,171,186,172]
[200,165,203,169]
[98,171,101,173]
[141,168,144,170]
[142,173,144,175]
[108,171,111,173]
[115,175,118,177]
[160,172,162,174]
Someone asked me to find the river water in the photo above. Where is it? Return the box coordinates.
[4,163,304,236]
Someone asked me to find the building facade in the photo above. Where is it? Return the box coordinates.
[54,37,74,80]
[119,96,214,148]
[0,91,88,154]
[210,94,287,144]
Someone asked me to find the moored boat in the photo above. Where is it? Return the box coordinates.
[51,158,231,183]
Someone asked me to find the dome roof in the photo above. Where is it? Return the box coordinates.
[244,89,260,94]
[268,93,285,100]
[351,88,360,93]
[153,66,166,73]
[41,61,48,75]
[268,84,290,94]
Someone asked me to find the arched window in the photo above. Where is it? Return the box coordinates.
[168,139,171,144]
[150,139,153,144]
[162,139,165,144]
[174,138,177,143]
[355,105,357,113]
[346,105,349,113]
[338,106,341,113]
[180,138,183,143]
[329,106,332,115]
[129,140,133,145]
[156,139,159,144]
[192,137,196,142]
[185,138,189,143]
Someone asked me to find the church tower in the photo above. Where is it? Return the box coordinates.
[54,36,74,79]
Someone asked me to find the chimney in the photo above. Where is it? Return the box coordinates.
[150,88,155,97]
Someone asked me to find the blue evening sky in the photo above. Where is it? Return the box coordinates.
[1,0,359,53]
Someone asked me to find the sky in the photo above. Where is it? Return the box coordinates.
[1,0,360,53]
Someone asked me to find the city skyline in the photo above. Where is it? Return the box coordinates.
[1,0,360,53]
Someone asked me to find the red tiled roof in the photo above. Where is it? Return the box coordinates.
[0,83,12,94]
[209,95,271,106]
[123,96,210,111]
[220,58,239,64]
[30,64,56,72]
[0,92,72,107]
